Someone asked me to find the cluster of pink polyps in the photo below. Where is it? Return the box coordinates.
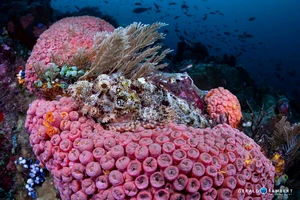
[25,97,275,200]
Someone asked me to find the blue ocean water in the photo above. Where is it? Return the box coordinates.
[51,0,300,100]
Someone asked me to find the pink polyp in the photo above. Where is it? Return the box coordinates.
[110,145,124,159]
[204,138,215,147]
[222,163,237,176]
[174,137,186,148]
[95,175,109,190]
[173,174,188,191]
[235,158,244,172]
[187,137,199,147]
[170,130,182,140]
[70,179,81,193]
[197,143,210,153]
[139,129,153,138]
[116,156,130,172]
[251,172,260,183]
[143,157,158,174]
[111,186,125,200]
[108,170,124,186]
[199,152,212,165]
[154,189,170,200]
[93,135,105,148]
[236,174,246,187]
[123,182,138,197]
[188,147,200,161]
[80,129,92,138]
[99,189,114,200]
[148,143,162,158]
[223,176,237,190]
[215,142,225,152]
[155,135,170,145]
[218,153,229,166]
[71,191,87,200]
[125,142,139,159]
[71,163,85,180]
[131,133,141,142]
[242,168,252,181]
[157,153,173,169]
[127,160,142,177]
[217,188,232,200]
[213,172,224,187]
[191,162,205,178]
[202,188,217,200]
[163,165,179,181]
[44,141,53,152]
[180,144,191,151]
[78,138,94,152]
[79,150,94,165]
[135,145,149,161]
[137,190,152,200]
[61,167,73,183]
[100,154,115,170]
[211,156,221,170]
[135,174,149,189]
[186,178,200,193]
[205,165,218,177]
[59,139,72,152]
[172,149,187,165]
[186,192,201,200]
[81,178,96,195]
[227,152,236,163]
[70,121,81,130]
[209,146,219,156]
[226,144,236,152]
[233,188,245,200]
[199,176,213,191]
[170,193,185,200]
[244,182,254,196]
[50,134,61,145]
[69,111,79,121]
[68,148,80,162]
[150,172,165,188]
[162,142,175,154]
[139,138,153,146]
[178,158,193,174]
[93,147,106,160]
[86,162,102,177]
[60,131,70,140]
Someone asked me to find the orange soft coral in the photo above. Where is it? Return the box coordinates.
[205,87,242,128]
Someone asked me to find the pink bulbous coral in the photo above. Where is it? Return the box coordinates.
[25,16,114,96]
[25,97,274,200]
[205,87,242,128]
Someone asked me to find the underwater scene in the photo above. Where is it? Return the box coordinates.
[0,0,300,199]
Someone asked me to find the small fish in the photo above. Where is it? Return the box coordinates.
[163,30,169,34]
[174,16,180,19]
[210,12,216,15]
[276,67,282,71]
[181,3,189,10]
[132,7,151,14]
[224,32,231,35]
[134,2,142,6]
[184,30,188,35]
[154,3,160,12]
[75,5,80,10]
[248,17,256,21]
[202,16,208,20]
[169,2,176,5]
[180,64,193,72]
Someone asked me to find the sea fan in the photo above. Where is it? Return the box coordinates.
[272,116,300,169]
[79,22,172,80]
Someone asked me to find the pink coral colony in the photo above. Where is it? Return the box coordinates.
[24,16,275,200]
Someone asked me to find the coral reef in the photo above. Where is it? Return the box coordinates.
[205,87,242,128]
[25,97,275,199]
[67,73,208,129]
[25,16,115,95]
